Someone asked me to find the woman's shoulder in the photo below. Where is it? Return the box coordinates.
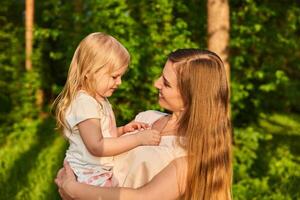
[134,110,168,124]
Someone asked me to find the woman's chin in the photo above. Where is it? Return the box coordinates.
[158,99,166,109]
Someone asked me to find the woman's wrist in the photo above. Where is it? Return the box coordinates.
[63,180,79,199]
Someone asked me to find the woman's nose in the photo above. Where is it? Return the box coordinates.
[154,77,161,89]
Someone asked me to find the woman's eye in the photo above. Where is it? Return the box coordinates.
[163,81,170,87]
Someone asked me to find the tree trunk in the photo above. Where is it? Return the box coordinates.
[25,0,34,71]
[26,0,44,110]
[207,0,230,82]
[74,0,83,13]
[74,0,83,34]
[207,0,232,141]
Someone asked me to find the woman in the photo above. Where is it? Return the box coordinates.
[55,49,232,200]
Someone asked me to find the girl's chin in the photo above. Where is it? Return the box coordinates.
[105,93,113,97]
[104,90,115,97]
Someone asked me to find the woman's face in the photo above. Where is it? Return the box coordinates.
[154,60,184,112]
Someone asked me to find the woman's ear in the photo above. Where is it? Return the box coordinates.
[180,107,186,112]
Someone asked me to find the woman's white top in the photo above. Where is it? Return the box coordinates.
[113,110,186,188]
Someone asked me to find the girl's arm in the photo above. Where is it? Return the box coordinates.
[78,118,160,157]
[117,126,125,136]
[56,158,187,200]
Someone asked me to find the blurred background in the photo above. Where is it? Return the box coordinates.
[0,0,299,199]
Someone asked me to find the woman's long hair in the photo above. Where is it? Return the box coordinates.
[53,32,130,131]
[169,49,232,200]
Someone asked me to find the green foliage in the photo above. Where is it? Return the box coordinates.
[230,0,300,124]
[0,14,24,123]
[233,113,300,199]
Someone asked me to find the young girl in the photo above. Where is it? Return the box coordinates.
[53,32,161,187]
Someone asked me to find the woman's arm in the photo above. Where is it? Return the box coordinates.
[56,162,140,200]
[78,119,161,157]
[56,158,187,200]
[60,181,139,200]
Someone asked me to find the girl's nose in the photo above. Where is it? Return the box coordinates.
[116,77,122,85]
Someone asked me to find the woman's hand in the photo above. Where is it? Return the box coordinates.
[55,161,77,200]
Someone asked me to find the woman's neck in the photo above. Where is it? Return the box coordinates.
[159,112,182,136]
[170,111,182,123]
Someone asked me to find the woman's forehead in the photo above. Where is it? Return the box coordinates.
[163,60,178,83]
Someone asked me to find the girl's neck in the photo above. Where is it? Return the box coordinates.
[78,87,105,101]
[95,94,106,103]
[78,89,107,104]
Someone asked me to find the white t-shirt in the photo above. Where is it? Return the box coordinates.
[64,91,117,174]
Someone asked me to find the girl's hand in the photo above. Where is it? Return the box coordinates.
[136,129,161,146]
[55,161,77,200]
[123,121,149,133]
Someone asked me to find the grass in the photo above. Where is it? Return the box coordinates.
[0,117,67,200]
[258,113,300,156]
[249,112,300,199]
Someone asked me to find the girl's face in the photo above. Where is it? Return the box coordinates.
[93,65,128,101]
[154,60,184,112]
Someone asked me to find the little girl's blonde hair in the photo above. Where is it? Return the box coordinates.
[53,32,130,131]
